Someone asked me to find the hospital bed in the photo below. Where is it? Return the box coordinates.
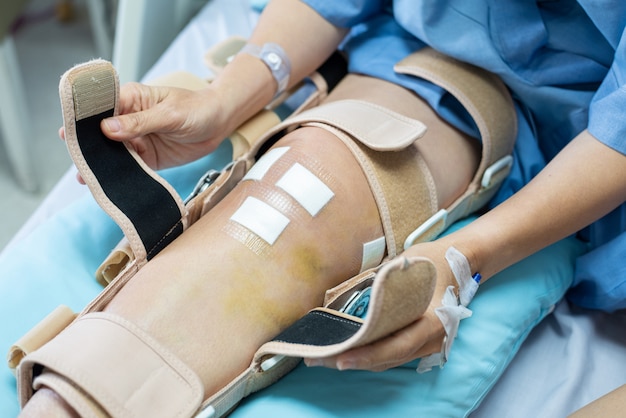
[1,1,625,416]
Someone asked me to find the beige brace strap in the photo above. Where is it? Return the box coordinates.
[395,47,517,246]
[60,60,189,266]
[17,313,204,417]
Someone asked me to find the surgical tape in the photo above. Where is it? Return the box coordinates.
[276,163,334,217]
[417,246,478,373]
[230,196,290,245]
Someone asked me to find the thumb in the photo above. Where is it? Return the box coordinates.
[101,109,161,141]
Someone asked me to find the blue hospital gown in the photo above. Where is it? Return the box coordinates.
[302,0,626,311]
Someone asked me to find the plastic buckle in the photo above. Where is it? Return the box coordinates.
[340,287,372,318]
[260,354,286,371]
[184,162,234,204]
[480,155,513,189]
[194,405,216,418]
[403,209,448,250]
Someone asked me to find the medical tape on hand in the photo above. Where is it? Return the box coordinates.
[417,246,478,373]
[445,246,480,306]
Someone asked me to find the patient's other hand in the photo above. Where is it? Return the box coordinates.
[304,240,455,372]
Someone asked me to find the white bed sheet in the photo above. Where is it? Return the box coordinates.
[475,300,626,417]
[4,1,626,416]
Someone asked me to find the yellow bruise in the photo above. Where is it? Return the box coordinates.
[220,239,330,336]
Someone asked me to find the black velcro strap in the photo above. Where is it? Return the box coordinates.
[272,310,361,347]
[316,51,348,92]
[255,51,348,160]
[76,110,184,259]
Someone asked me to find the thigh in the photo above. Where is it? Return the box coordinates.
[323,74,481,208]
[105,73,479,332]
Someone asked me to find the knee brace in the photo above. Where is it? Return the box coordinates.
[10,46,516,417]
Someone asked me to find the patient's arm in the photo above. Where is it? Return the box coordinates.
[99,0,348,171]
[452,131,626,278]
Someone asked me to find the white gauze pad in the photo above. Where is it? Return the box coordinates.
[275,163,334,216]
[230,196,290,245]
[243,146,290,181]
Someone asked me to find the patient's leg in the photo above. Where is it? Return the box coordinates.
[20,75,479,415]
[104,124,386,396]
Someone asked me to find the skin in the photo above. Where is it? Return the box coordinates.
[21,0,626,414]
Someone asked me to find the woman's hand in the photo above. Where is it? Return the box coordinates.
[304,240,458,372]
[100,82,231,170]
[60,82,236,184]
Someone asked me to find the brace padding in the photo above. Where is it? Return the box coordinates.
[7,306,76,373]
[17,313,204,418]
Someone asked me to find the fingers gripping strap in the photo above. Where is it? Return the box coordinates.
[18,313,204,417]
[60,60,187,262]
[417,247,477,372]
